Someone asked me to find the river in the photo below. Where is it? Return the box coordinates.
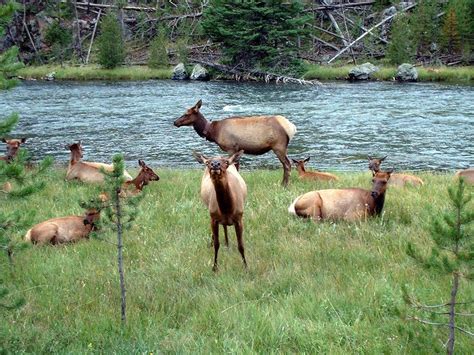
[1,80,473,171]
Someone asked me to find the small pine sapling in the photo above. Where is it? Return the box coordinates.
[85,155,143,323]
[404,178,473,354]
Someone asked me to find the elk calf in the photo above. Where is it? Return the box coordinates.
[195,150,248,271]
[292,157,338,181]
[289,171,392,221]
[25,208,101,245]
[368,156,423,187]
[65,141,132,183]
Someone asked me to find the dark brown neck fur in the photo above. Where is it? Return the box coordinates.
[193,113,215,142]
[211,174,234,215]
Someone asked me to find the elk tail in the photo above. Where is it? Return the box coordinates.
[24,229,32,242]
[288,196,300,216]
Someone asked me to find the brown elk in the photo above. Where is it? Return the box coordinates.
[368,156,423,187]
[99,160,160,200]
[455,168,474,185]
[65,141,132,183]
[292,157,338,181]
[24,208,101,245]
[174,100,297,186]
[194,150,248,272]
[288,170,392,221]
[0,137,26,162]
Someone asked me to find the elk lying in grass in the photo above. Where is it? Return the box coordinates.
[194,150,248,272]
[24,208,101,245]
[1,137,26,162]
[292,157,338,181]
[1,138,27,192]
[455,168,474,184]
[368,156,423,187]
[288,171,392,221]
[99,160,160,200]
[65,141,132,183]
[174,99,296,186]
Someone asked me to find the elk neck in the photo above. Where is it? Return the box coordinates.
[193,114,215,143]
[211,172,234,215]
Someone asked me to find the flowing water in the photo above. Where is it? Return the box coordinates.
[1,80,473,171]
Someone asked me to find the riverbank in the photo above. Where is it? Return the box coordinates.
[1,168,472,353]
[17,64,474,83]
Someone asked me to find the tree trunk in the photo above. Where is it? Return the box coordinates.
[115,187,126,323]
[446,272,459,355]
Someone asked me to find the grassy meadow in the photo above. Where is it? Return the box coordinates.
[1,167,473,353]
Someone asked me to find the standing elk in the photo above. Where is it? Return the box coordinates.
[194,150,248,272]
[289,170,392,221]
[368,156,423,187]
[65,141,132,183]
[25,208,101,245]
[292,157,338,181]
[455,168,474,185]
[174,99,296,186]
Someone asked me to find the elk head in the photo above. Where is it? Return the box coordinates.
[370,170,392,199]
[137,159,160,186]
[174,99,203,127]
[291,157,311,169]
[67,141,83,161]
[2,138,27,160]
[368,155,387,173]
[194,150,244,179]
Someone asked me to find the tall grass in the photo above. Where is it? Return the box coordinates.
[1,168,472,353]
[17,65,172,81]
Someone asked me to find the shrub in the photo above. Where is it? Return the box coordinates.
[97,13,125,69]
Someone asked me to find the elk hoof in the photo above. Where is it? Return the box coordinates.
[212,264,218,272]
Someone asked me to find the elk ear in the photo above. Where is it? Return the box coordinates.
[381,156,387,161]
[1,138,7,143]
[291,159,298,164]
[193,151,207,164]
[194,99,202,111]
[20,138,27,143]
[368,155,373,161]
[228,150,244,165]
[304,157,310,163]
[138,159,145,167]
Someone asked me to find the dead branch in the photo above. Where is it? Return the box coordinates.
[307,1,375,12]
[86,8,101,64]
[408,317,474,337]
[328,3,417,63]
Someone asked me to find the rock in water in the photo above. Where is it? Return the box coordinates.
[190,64,210,81]
[348,62,379,81]
[396,63,418,82]
[172,63,189,80]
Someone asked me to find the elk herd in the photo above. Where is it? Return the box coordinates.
[2,99,472,271]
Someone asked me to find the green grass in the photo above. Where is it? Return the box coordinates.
[304,64,474,83]
[17,65,172,81]
[1,168,473,353]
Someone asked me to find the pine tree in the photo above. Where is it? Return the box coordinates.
[84,155,143,323]
[404,179,473,355]
[387,14,416,65]
[411,0,441,60]
[97,13,126,69]
[202,0,311,75]
[148,28,169,69]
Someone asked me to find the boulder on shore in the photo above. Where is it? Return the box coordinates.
[395,63,418,82]
[172,63,189,80]
[348,62,379,81]
[190,64,210,81]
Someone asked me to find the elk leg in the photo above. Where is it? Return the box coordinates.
[235,219,247,269]
[274,149,291,187]
[211,219,220,272]
[224,225,229,247]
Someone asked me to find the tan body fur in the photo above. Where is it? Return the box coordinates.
[455,168,474,184]
[368,156,423,187]
[65,141,132,183]
[195,151,248,271]
[292,157,338,181]
[25,210,100,245]
[175,100,296,186]
[289,171,391,222]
